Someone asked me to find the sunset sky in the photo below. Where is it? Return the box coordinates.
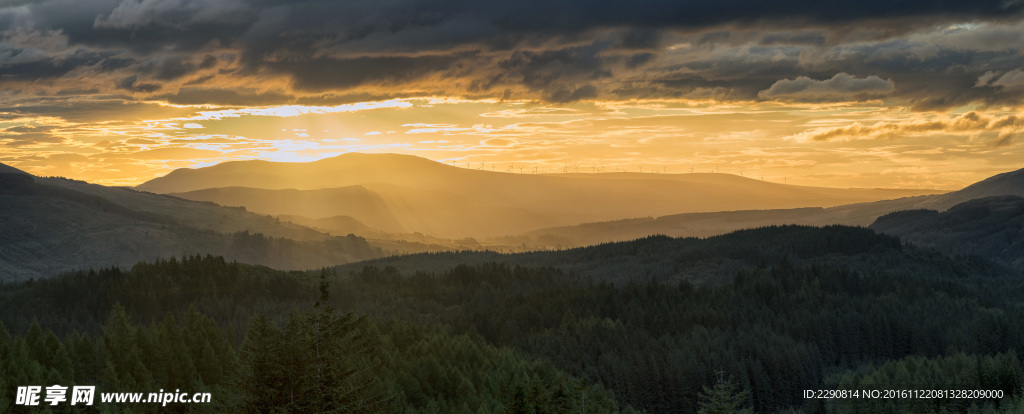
[2,0,1024,188]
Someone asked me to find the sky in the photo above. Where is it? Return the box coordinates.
[1,0,1024,189]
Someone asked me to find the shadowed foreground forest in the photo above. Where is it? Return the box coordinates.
[2,226,1024,413]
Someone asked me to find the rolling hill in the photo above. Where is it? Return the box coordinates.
[0,167,386,281]
[138,153,943,238]
[171,186,403,231]
[870,195,1024,268]
[507,166,1024,247]
[8,224,1022,413]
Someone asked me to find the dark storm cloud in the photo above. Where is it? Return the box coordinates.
[0,98,167,123]
[545,84,599,103]
[498,43,613,90]
[267,53,473,91]
[625,53,656,69]
[147,57,199,80]
[116,74,162,92]
[293,92,408,106]
[0,0,1023,108]
[56,87,101,95]
[613,29,663,50]
[0,49,117,80]
[153,87,292,105]
[759,31,827,46]
[759,73,895,101]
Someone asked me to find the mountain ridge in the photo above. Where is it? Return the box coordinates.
[0,166,390,280]
[138,153,946,238]
[503,166,1024,247]
[870,195,1024,268]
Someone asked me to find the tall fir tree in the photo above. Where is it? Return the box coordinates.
[698,373,754,414]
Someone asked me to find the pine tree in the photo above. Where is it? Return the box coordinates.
[697,373,754,414]
[236,312,284,412]
[304,270,390,413]
[102,304,154,390]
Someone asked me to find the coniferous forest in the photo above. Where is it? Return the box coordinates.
[5,0,1024,410]
[3,225,1024,413]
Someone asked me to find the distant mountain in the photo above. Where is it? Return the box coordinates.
[0,167,386,281]
[870,195,1024,268]
[138,153,943,237]
[277,214,378,236]
[170,186,403,232]
[915,168,1024,210]
[510,166,1024,247]
[498,207,828,247]
[137,153,454,194]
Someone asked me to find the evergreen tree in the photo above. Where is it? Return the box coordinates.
[303,270,390,413]
[697,374,754,414]
[236,312,284,412]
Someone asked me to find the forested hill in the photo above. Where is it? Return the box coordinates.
[0,170,383,280]
[334,224,904,285]
[871,195,1024,268]
[2,225,1022,413]
[507,166,1024,248]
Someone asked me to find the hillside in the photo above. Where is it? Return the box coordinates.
[333,224,904,286]
[509,166,1024,247]
[870,195,1024,268]
[916,168,1024,210]
[4,225,1022,413]
[171,186,404,231]
[138,153,943,237]
[0,168,385,280]
[500,207,826,247]
[277,214,378,236]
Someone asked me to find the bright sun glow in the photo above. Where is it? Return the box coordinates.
[1,11,1023,189]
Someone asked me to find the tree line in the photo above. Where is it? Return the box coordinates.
[2,225,1024,412]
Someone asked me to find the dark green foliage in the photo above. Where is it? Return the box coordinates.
[697,375,753,414]
[0,304,233,413]
[236,273,391,413]
[0,173,36,195]
[0,265,621,413]
[0,174,384,281]
[826,353,1024,414]
[337,224,902,285]
[3,225,1024,412]
[871,195,1024,268]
